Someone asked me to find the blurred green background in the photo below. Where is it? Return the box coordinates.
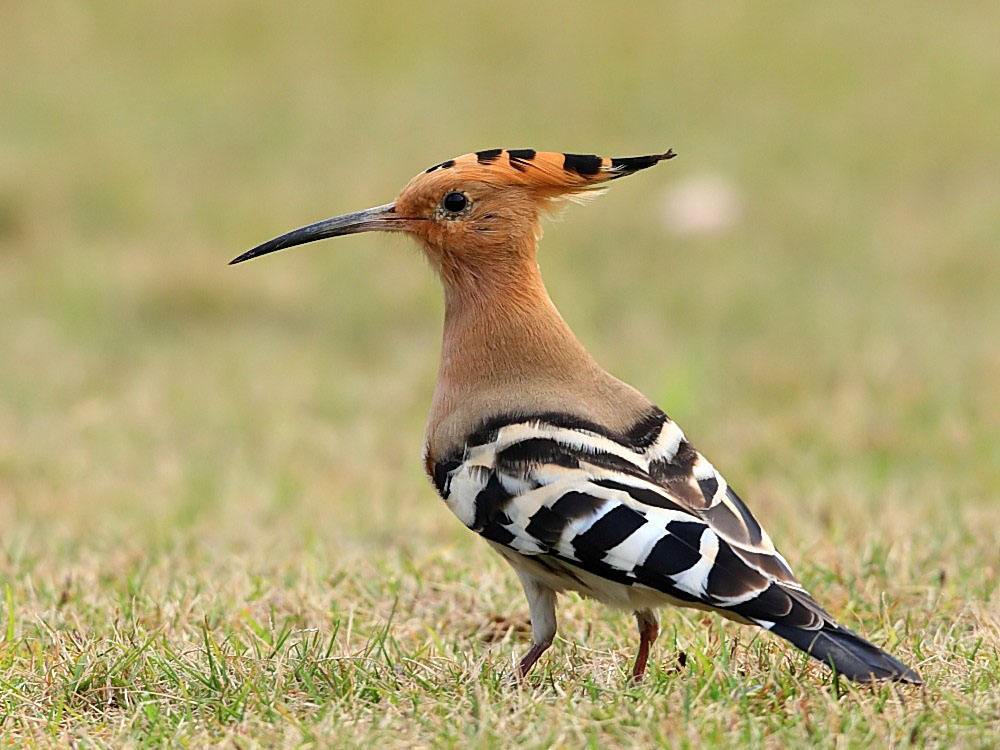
[0,2,998,744]
[2,2,995,546]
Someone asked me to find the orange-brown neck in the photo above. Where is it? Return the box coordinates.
[424,238,653,460]
[437,250,593,396]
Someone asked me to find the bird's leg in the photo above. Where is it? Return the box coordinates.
[514,572,557,680]
[632,609,660,682]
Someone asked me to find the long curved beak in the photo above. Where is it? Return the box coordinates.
[229,202,414,265]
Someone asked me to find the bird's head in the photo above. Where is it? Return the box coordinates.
[230,148,675,283]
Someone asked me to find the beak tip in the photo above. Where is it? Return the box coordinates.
[230,202,398,267]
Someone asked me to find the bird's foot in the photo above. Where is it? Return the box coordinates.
[516,640,552,681]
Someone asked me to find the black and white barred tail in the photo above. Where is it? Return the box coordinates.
[428,409,920,684]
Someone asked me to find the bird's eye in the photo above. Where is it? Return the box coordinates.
[442,192,469,213]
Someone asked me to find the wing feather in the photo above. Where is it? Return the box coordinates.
[433,412,834,631]
[429,410,920,683]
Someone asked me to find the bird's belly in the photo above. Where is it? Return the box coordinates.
[487,541,702,613]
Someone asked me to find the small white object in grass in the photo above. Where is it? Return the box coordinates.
[660,174,743,236]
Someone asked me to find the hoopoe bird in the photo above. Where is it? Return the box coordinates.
[231,148,921,684]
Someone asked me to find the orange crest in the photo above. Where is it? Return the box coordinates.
[412,148,676,199]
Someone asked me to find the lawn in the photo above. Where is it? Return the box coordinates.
[1,2,998,747]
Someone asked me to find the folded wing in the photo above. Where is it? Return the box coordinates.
[432,411,920,683]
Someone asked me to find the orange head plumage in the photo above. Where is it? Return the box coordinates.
[230,147,675,281]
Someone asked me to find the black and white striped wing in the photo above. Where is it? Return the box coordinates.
[430,411,921,683]
[432,413,823,626]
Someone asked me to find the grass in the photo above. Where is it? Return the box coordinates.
[1,1,998,746]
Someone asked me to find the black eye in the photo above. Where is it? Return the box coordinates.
[442,192,468,213]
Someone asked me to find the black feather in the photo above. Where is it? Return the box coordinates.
[770,623,922,684]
